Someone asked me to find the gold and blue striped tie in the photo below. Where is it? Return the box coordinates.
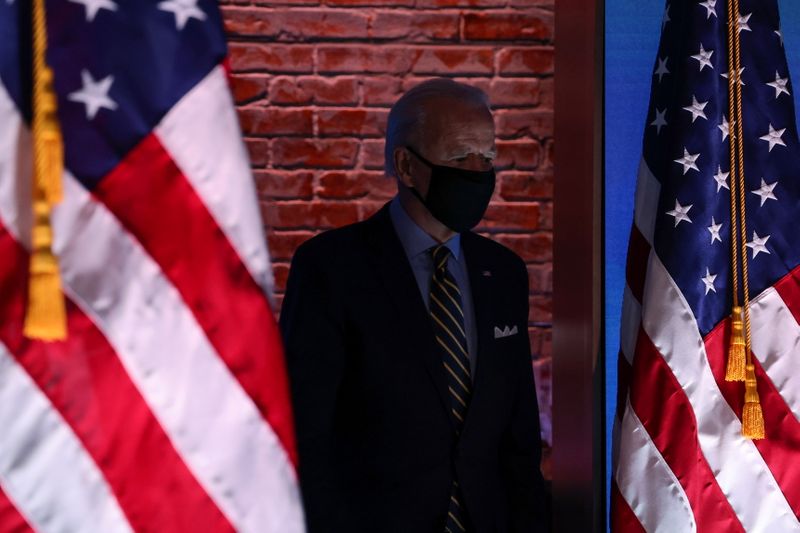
[430,245,471,533]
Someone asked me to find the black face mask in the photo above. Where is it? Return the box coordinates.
[405,146,496,233]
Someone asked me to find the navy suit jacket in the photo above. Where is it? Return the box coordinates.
[280,203,550,533]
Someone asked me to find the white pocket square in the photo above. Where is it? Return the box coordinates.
[494,325,519,339]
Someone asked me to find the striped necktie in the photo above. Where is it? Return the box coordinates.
[429,245,471,533]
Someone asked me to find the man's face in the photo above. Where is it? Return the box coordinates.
[407,99,496,197]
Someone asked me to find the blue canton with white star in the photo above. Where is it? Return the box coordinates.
[0,0,32,122]
[1,0,227,189]
[643,0,800,336]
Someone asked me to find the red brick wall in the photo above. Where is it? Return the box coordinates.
[220,0,554,447]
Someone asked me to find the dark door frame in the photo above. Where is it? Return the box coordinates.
[552,0,605,530]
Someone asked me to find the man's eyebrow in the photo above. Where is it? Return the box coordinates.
[445,147,498,159]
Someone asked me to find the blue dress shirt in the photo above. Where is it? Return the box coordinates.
[389,198,478,376]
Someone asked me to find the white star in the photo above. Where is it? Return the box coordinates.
[654,57,670,83]
[651,108,667,134]
[691,44,714,71]
[721,67,745,86]
[68,0,117,21]
[662,4,671,30]
[746,231,771,258]
[759,124,787,152]
[718,115,730,141]
[767,71,790,99]
[751,178,778,206]
[701,268,718,295]
[699,0,717,18]
[674,147,700,174]
[158,0,206,30]
[683,95,708,123]
[666,200,693,227]
[67,69,117,120]
[776,28,784,46]
[713,165,730,192]
[707,217,722,244]
[738,12,752,33]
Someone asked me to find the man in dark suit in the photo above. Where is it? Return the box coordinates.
[280,78,549,533]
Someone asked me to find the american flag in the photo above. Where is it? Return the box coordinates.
[612,0,800,531]
[0,1,304,532]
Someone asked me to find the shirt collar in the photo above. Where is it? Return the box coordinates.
[389,197,461,261]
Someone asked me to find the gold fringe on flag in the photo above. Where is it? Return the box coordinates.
[24,0,67,341]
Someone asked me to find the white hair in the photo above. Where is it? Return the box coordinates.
[384,78,490,177]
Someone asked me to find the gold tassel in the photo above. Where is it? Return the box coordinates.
[742,363,765,440]
[24,203,67,340]
[725,306,746,382]
[37,69,64,205]
[24,0,67,340]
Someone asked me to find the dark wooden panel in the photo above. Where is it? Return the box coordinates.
[552,0,604,530]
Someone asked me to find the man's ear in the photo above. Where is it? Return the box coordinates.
[393,146,414,188]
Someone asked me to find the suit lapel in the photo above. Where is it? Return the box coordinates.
[363,205,454,426]
[460,232,495,438]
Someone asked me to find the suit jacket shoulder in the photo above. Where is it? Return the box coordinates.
[291,216,370,265]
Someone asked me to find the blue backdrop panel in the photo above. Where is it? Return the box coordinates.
[603,0,800,528]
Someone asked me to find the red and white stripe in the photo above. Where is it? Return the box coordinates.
[0,339,132,533]
[0,66,305,532]
[155,66,275,298]
[612,159,800,532]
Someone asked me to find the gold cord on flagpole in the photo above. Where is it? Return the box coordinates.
[25,0,67,340]
[726,0,765,439]
[724,0,746,382]
[732,0,764,439]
